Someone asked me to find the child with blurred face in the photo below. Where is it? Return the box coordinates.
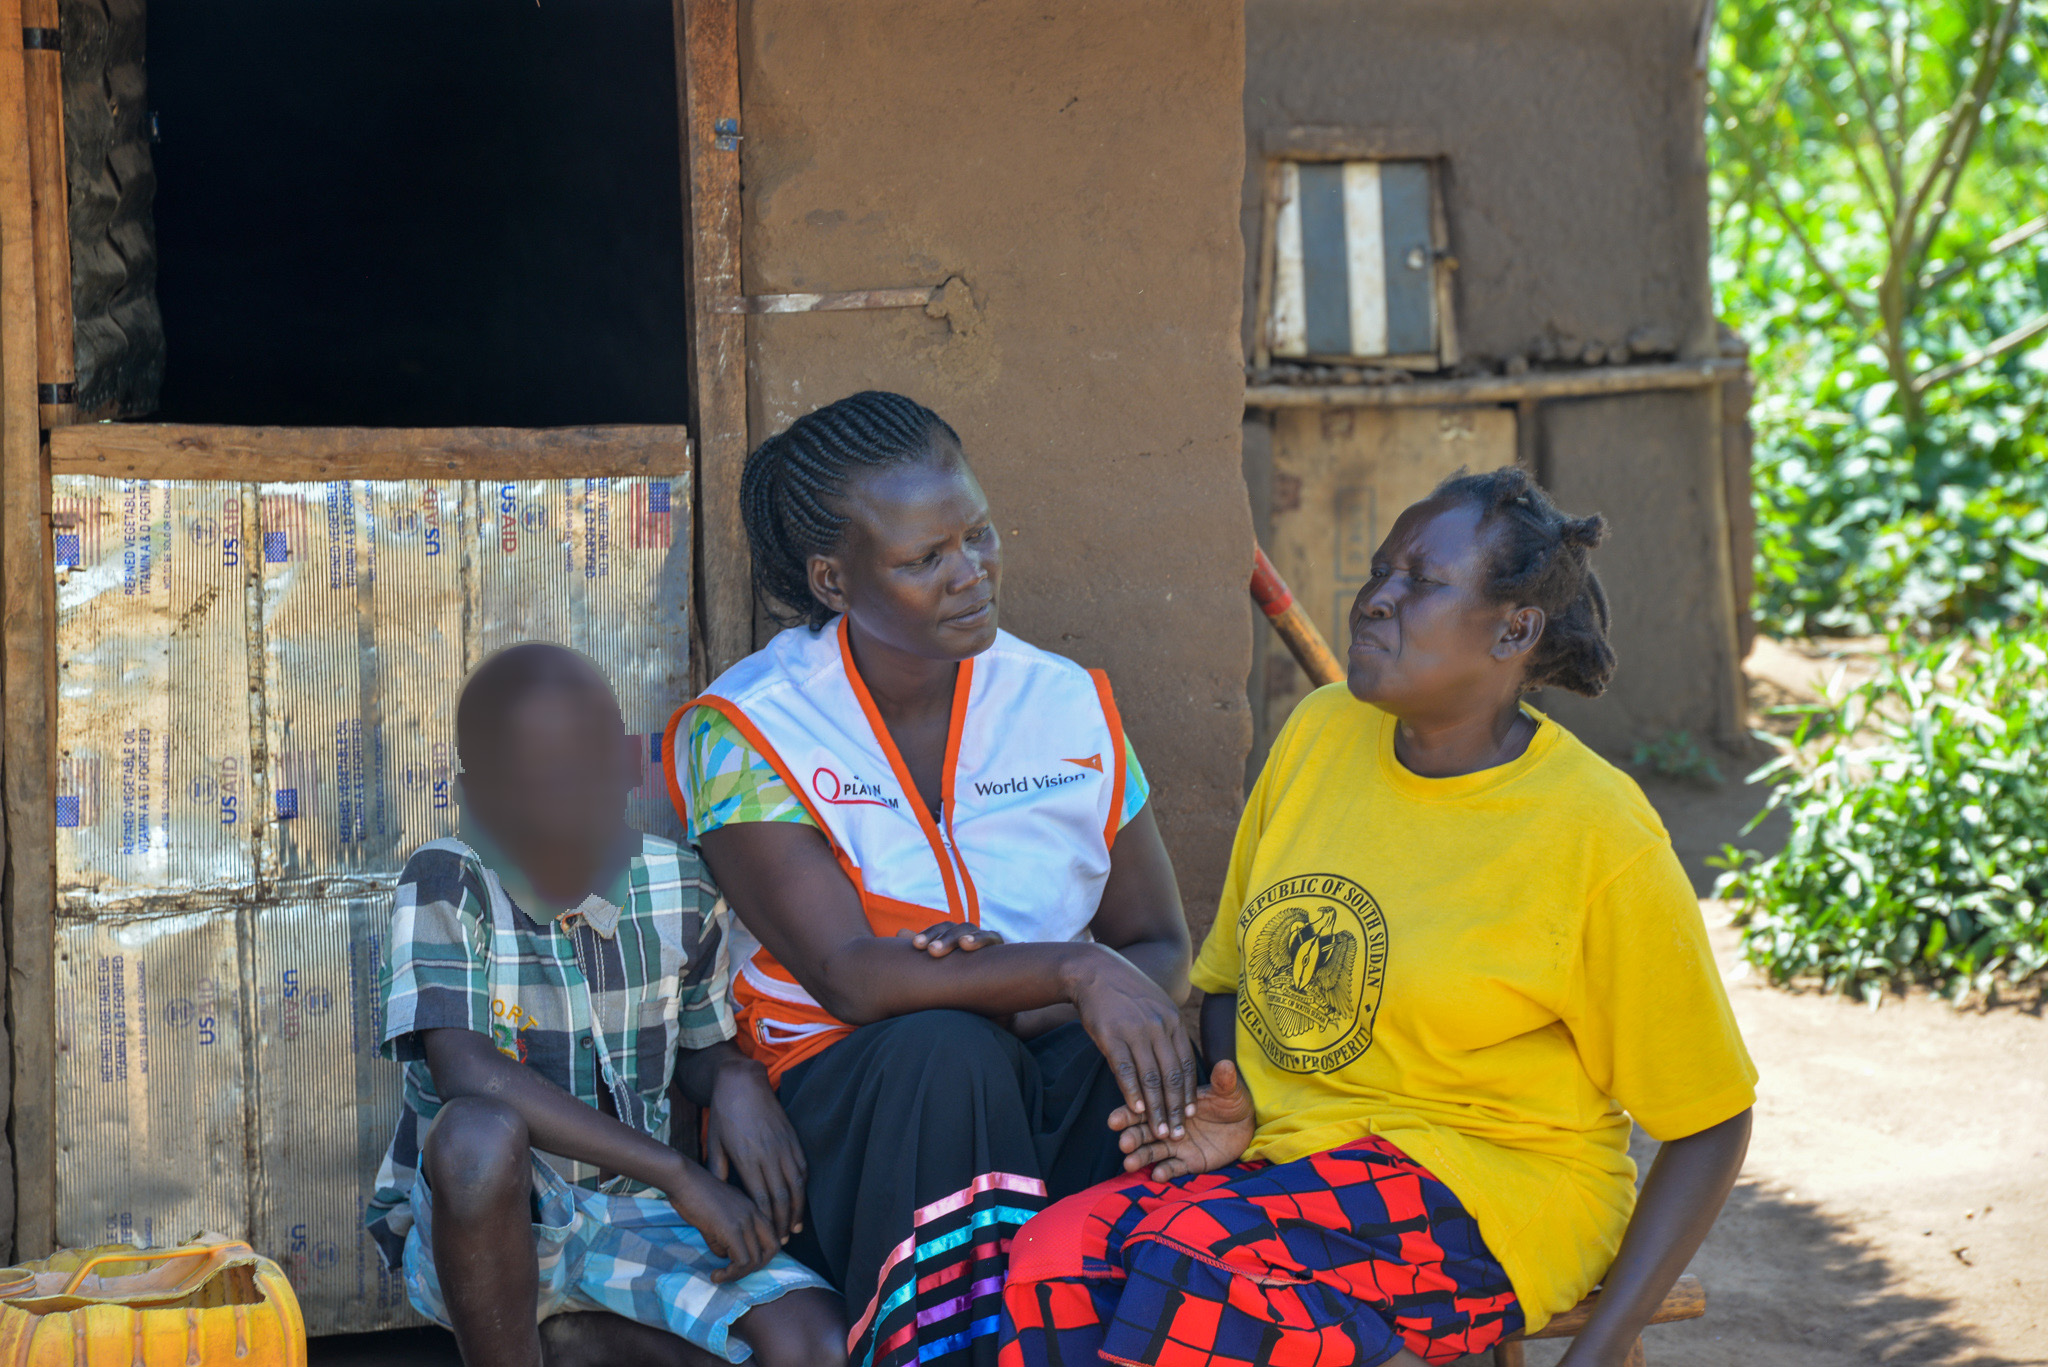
[364,644,846,1367]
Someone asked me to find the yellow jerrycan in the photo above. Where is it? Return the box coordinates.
[0,1235,307,1366]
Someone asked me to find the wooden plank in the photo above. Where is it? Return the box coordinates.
[1697,388,1751,747]
[1270,163,1307,358]
[1515,1274,1707,1342]
[1244,358,1744,409]
[48,423,694,480]
[1514,397,1541,480]
[1251,159,1282,369]
[721,287,934,315]
[674,0,751,684]
[1427,159,1460,368]
[1263,125,1441,161]
[22,0,72,429]
[0,0,55,1260]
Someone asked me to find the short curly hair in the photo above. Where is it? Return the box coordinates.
[1432,467,1616,698]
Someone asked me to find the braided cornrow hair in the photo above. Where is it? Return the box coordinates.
[740,391,963,629]
[1432,467,1617,698]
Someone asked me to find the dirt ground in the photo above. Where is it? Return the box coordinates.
[313,646,2048,1367]
[1588,902,2048,1367]
[1508,641,2048,1367]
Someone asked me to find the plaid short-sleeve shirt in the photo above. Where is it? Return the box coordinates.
[364,832,733,1267]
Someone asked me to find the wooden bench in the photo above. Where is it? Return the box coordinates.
[1490,1274,1705,1366]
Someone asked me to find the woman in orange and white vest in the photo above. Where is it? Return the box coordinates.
[663,391,1197,1367]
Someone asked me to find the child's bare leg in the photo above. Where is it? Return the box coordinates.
[539,1312,718,1367]
[423,1096,546,1367]
[730,1287,848,1367]
[536,1290,844,1367]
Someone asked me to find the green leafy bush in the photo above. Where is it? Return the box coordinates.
[1749,370,2048,635]
[1711,0,2048,635]
[1716,622,2048,999]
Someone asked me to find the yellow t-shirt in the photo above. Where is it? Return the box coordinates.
[1190,686,1757,1332]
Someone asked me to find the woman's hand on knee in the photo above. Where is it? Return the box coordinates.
[1110,1059,1255,1180]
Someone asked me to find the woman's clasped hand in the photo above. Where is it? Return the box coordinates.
[1110,1058,1256,1180]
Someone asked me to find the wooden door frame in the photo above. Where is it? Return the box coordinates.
[2,0,58,1261]
[673,0,751,691]
[0,1,749,1260]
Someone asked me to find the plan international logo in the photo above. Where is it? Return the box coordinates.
[812,768,899,809]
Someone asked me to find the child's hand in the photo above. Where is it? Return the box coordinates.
[1109,1060,1255,1180]
[900,922,1004,956]
[666,1160,780,1282]
[705,1058,808,1243]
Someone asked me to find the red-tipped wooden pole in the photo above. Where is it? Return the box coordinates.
[1251,545,1345,687]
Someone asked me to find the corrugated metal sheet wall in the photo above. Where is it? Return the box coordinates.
[50,474,690,1333]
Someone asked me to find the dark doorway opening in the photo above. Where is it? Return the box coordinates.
[147,0,690,428]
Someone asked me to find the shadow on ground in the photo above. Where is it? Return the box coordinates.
[311,1326,458,1366]
[316,1166,2026,1367]
[1444,1128,2030,1367]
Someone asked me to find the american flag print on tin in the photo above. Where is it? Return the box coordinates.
[274,749,322,822]
[262,493,312,565]
[624,732,665,799]
[57,757,100,829]
[629,481,673,550]
[51,495,102,570]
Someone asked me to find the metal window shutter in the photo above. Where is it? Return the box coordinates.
[1271,160,1436,360]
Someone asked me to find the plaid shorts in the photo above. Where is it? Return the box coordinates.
[998,1137,1522,1367]
[402,1153,831,1363]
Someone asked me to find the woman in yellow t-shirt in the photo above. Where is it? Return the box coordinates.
[998,468,1756,1367]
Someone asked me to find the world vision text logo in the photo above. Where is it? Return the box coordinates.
[1063,754,1103,772]
[812,767,899,809]
[1236,873,1387,1074]
[972,767,1092,797]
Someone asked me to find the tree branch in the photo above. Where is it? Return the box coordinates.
[1712,10,1877,321]
[1794,37,1897,231]
[1920,214,2048,295]
[1820,0,1903,205]
[1912,311,2048,393]
[1901,0,2023,272]
[1991,213,2048,254]
[1884,0,1907,138]
[1723,111,1872,327]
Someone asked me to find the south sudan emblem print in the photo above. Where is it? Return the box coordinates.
[1237,873,1387,1074]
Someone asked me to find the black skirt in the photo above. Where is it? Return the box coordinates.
[778,1010,1126,1367]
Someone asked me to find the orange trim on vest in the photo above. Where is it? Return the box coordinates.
[672,696,835,833]
[663,696,866,1082]
[663,690,968,1086]
[1090,669,1128,850]
[661,704,696,833]
[834,616,971,924]
[939,657,982,924]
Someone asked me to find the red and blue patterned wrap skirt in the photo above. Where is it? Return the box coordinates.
[998,1137,1522,1367]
